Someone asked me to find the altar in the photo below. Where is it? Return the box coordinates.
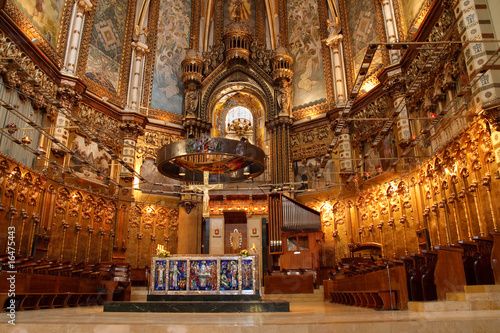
[150,255,260,296]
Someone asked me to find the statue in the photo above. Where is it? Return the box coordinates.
[278,81,292,115]
[185,89,199,116]
[325,18,343,47]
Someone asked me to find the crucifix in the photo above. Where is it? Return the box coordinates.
[188,171,222,217]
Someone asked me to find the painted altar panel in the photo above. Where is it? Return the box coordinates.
[150,0,191,114]
[10,0,65,47]
[287,0,327,109]
[224,0,256,36]
[150,255,259,295]
[85,0,129,94]
[345,0,383,79]
[401,0,426,38]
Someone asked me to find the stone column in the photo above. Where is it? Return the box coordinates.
[127,41,149,111]
[385,74,411,147]
[378,0,400,64]
[326,34,346,105]
[63,0,93,75]
[119,122,144,182]
[338,127,353,174]
[454,0,500,111]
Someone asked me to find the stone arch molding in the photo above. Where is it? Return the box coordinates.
[201,64,275,124]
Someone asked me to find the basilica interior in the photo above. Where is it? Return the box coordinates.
[1,0,500,331]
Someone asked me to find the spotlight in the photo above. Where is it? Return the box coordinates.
[178,167,186,176]
[430,113,436,119]
[243,166,250,176]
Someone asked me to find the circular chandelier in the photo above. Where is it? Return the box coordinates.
[156,136,265,183]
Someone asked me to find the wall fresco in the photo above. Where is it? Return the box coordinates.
[69,134,112,186]
[287,0,327,109]
[223,0,256,35]
[85,0,129,94]
[150,0,191,114]
[11,0,65,47]
[345,0,383,78]
[401,0,426,38]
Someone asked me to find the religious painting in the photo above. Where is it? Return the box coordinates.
[345,0,384,79]
[189,260,217,291]
[10,0,65,47]
[168,260,187,291]
[378,132,398,171]
[85,0,129,94]
[287,0,327,109]
[69,135,112,185]
[293,157,335,191]
[150,0,191,114]
[220,259,239,291]
[154,260,167,291]
[241,259,253,291]
[401,0,426,38]
[139,157,181,191]
[223,0,256,36]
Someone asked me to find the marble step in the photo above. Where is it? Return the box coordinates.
[410,284,500,312]
[262,288,325,302]
[131,287,149,302]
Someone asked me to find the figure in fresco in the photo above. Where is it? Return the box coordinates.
[32,0,45,20]
[230,0,250,22]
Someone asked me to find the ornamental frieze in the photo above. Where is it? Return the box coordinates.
[291,125,333,161]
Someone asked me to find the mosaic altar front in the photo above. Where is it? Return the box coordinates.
[150,255,259,295]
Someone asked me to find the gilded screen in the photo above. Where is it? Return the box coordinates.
[85,0,129,94]
[150,0,191,115]
[287,0,327,109]
[10,0,65,47]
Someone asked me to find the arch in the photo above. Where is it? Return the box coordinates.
[201,64,275,122]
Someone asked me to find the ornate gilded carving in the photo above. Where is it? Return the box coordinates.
[351,96,389,146]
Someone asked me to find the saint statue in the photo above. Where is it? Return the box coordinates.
[185,89,199,116]
[278,81,292,115]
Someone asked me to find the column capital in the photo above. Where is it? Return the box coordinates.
[120,122,145,141]
[76,0,93,14]
[131,41,149,55]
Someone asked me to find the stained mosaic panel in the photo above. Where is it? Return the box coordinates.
[85,0,129,94]
[220,259,239,291]
[189,260,217,291]
[168,260,187,291]
[154,259,167,291]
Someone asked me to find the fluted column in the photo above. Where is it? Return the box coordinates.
[326,34,346,105]
[63,0,93,75]
[127,41,149,111]
[378,0,400,64]
[120,122,145,182]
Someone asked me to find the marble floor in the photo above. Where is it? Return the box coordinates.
[1,300,500,333]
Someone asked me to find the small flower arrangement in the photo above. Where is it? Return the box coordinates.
[239,249,249,256]
[156,245,170,257]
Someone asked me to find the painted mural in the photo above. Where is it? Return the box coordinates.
[223,0,256,35]
[150,0,191,114]
[69,134,112,186]
[293,157,335,191]
[401,0,426,37]
[140,157,181,191]
[85,0,129,94]
[345,0,383,79]
[189,260,217,291]
[287,0,327,109]
[11,0,65,47]
[168,260,187,291]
